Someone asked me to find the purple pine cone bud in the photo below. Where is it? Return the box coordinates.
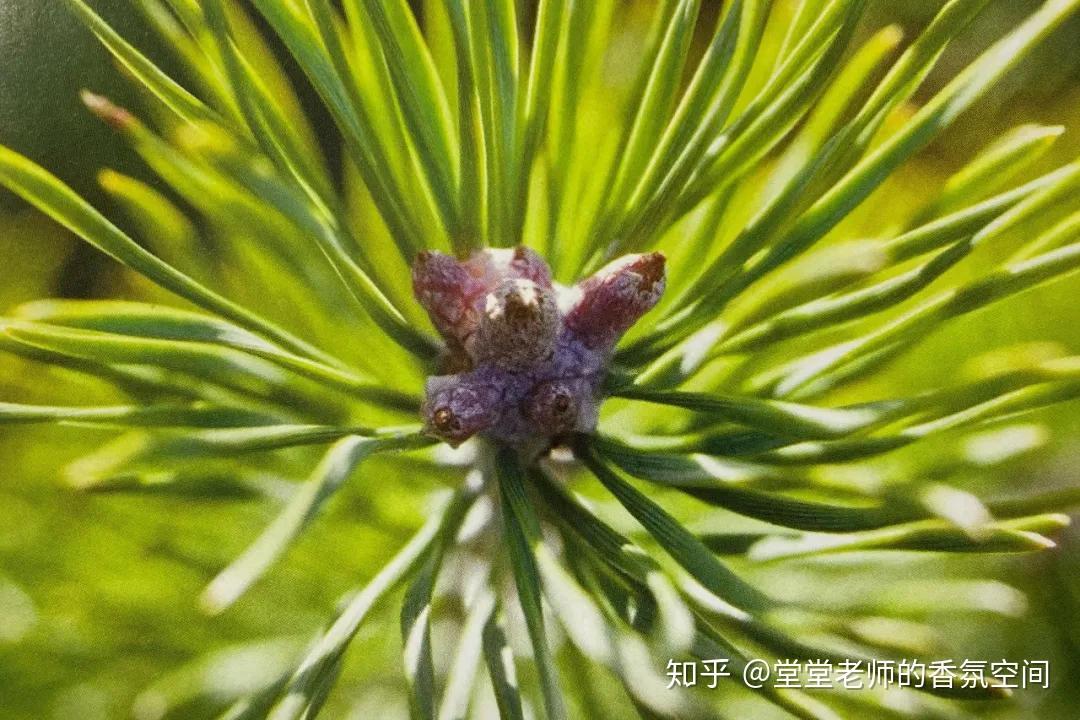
[421,373,501,447]
[564,252,666,352]
[488,245,553,288]
[471,278,559,369]
[411,250,487,350]
[412,247,664,448]
[522,378,597,437]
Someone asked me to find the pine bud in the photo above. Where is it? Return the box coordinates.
[421,373,500,447]
[522,378,596,437]
[411,250,487,349]
[564,252,666,351]
[487,245,554,288]
[415,249,663,445]
[472,278,559,369]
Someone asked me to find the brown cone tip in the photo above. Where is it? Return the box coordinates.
[634,252,666,292]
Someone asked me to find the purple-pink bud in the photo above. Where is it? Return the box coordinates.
[411,250,487,349]
[500,245,554,287]
[459,246,553,289]
[413,247,664,448]
[421,373,500,447]
[522,378,595,437]
[564,252,666,351]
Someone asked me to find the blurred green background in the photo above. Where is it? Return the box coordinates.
[1,1,1079,718]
